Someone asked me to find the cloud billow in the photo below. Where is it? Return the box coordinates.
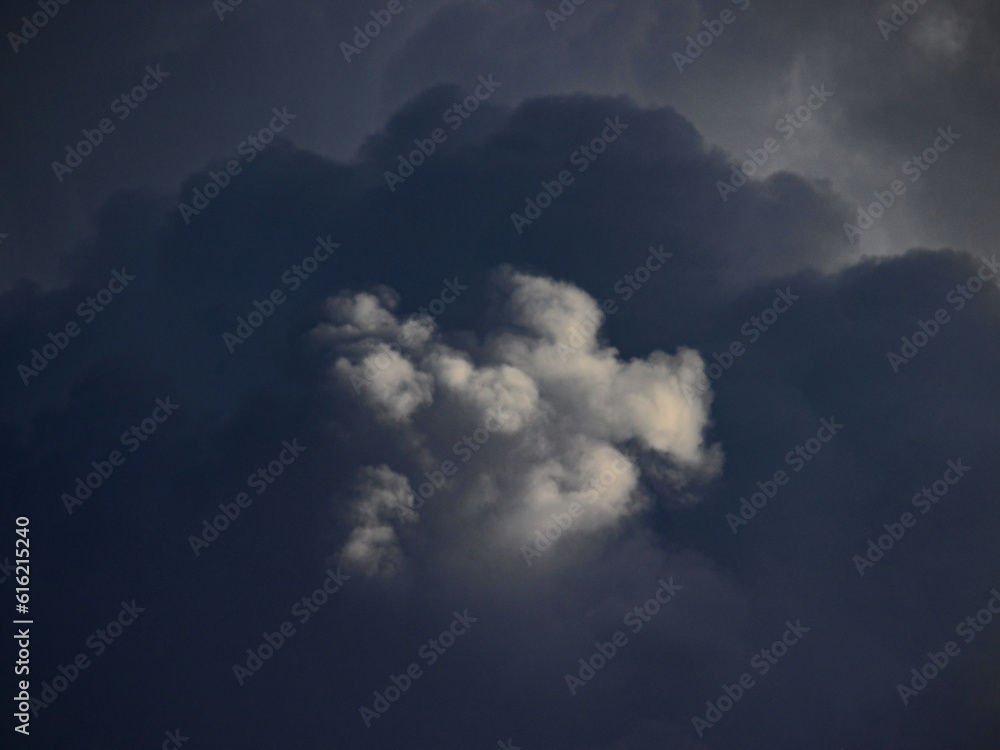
[313,268,722,577]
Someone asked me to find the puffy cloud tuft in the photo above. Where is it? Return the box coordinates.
[319,270,722,573]
[338,465,418,577]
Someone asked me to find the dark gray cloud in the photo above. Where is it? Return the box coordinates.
[4,0,999,285]
[2,2,999,748]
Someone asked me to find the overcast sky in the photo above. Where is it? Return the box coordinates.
[2,1,999,748]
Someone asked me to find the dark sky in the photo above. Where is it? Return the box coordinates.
[2,1,999,748]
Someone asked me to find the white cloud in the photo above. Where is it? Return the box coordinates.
[338,464,418,577]
[318,269,721,576]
